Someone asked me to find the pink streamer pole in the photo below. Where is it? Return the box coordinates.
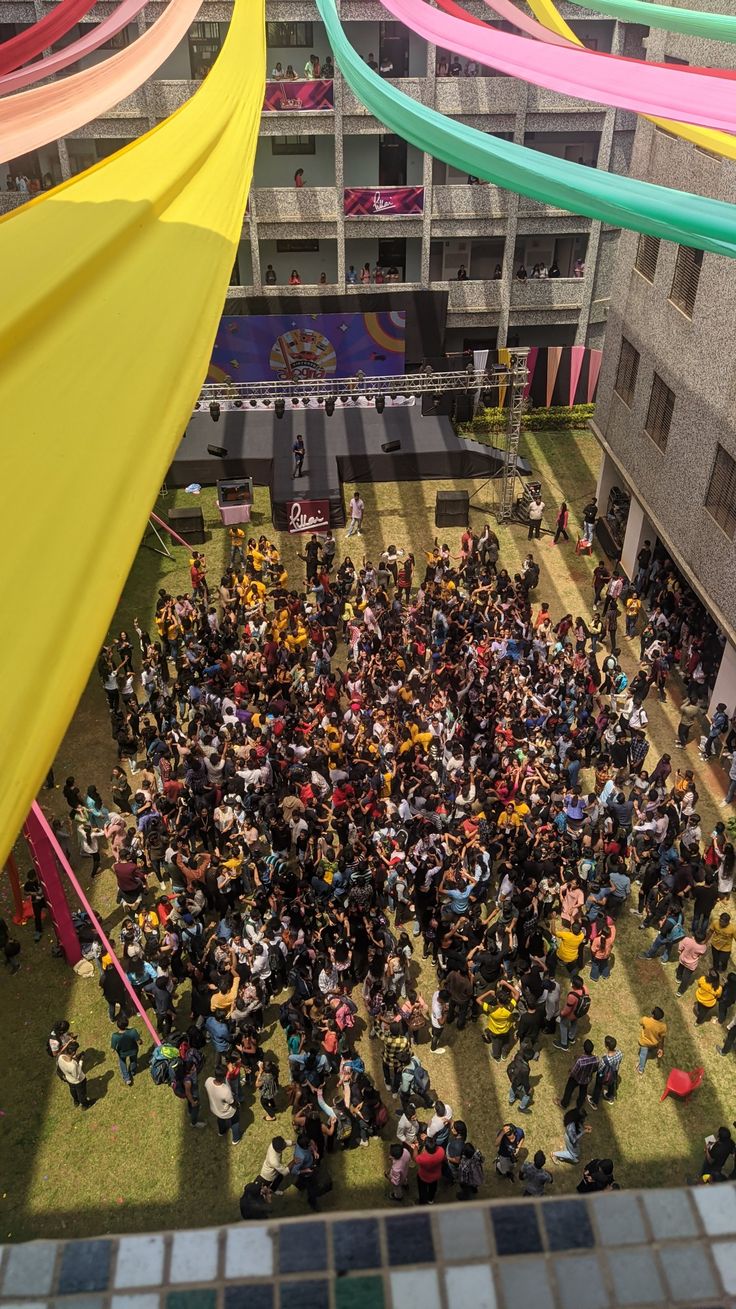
[29,801,161,1047]
[150,511,192,551]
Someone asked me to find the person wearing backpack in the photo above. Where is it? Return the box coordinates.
[701,702,730,760]
[380,1022,411,1095]
[558,1039,598,1110]
[457,1143,484,1200]
[554,976,590,1051]
[507,1040,534,1113]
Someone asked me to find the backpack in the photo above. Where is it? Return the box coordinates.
[335,1001,356,1031]
[374,1102,389,1130]
[573,992,591,1019]
[268,943,286,978]
[150,1043,182,1086]
[411,1064,430,1096]
[343,1054,365,1075]
[259,1071,278,1100]
[334,1106,357,1147]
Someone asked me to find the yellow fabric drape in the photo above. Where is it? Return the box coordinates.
[525,0,736,161]
[0,0,265,866]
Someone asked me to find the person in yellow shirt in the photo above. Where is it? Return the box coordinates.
[497,803,522,833]
[708,911,736,972]
[477,980,519,1061]
[695,970,722,1024]
[229,525,246,568]
[625,593,641,638]
[638,1006,667,1074]
[552,915,585,975]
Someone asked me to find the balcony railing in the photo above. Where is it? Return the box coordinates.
[432,183,508,219]
[434,76,521,116]
[153,80,199,116]
[342,78,429,114]
[510,278,585,308]
[251,187,338,221]
[431,280,503,312]
[0,191,29,213]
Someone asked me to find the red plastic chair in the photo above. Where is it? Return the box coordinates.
[660,1067,705,1102]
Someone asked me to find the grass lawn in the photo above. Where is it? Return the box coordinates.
[2,428,734,1242]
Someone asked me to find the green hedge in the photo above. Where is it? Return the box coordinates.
[458,402,595,435]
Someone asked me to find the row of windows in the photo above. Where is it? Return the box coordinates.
[613,335,736,538]
[633,235,703,318]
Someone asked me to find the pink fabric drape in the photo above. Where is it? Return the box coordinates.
[0,0,152,96]
[522,346,539,403]
[0,0,100,76]
[0,0,203,159]
[381,0,736,131]
[587,349,603,403]
[546,346,562,407]
[568,345,586,407]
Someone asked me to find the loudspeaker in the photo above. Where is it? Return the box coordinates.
[422,391,453,416]
[168,506,206,545]
[453,392,474,424]
[207,444,228,458]
[435,490,469,528]
[381,440,401,453]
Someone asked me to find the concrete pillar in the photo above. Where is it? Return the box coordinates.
[595,449,622,512]
[620,495,655,580]
[709,640,736,717]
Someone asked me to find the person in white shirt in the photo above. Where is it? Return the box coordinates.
[259,1135,293,1190]
[204,1069,242,1143]
[346,491,365,537]
[527,495,545,540]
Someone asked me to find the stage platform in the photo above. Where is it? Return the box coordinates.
[169,407,531,529]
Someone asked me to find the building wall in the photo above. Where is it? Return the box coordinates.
[592,14,736,650]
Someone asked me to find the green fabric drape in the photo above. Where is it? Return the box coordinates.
[316,0,736,257]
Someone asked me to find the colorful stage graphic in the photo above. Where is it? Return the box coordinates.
[343,185,424,217]
[262,79,333,111]
[210,312,406,382]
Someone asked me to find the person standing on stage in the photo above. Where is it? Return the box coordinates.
[346,490,365,537]
[293,434,305,478]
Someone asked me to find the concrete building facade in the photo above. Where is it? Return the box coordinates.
[591,11,736,712]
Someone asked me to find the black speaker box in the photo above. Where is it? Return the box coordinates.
[168,505,206,545]
[435,490,469,528]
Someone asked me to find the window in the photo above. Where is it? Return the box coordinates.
[669,244,703,318]
[614,337,640,406]
[266,22,313,47]
[79,22,129,48]
[634,234,660,283]
[644,374,674,451]
[705,444,736,539]
[271,135,316,156]
[189,22,221,77]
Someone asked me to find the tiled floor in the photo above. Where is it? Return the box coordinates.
[1,1186,735,1308]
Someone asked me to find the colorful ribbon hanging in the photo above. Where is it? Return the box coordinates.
[0,0,265,866]
[0,0,154,95]
[316,0,736,256]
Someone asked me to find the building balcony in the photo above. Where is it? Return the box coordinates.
[104,87,148,117]
[153,80,200,116]
[432,183,508,220]
[510,277,584,309]
[434,75,521,117]
[251,187,338,222]
[432,280,503,312]
[0,191,29,214]
[342,78,429,115]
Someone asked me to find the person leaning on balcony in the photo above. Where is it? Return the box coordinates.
[360,262,371,284]
[294,168,305,188]
[549,261,561,278]
[265,264,277,285]
[493,263,502,278]
[289,269,301,285]
[515,263,527,280]
[457,264,467,281]
[271,61,284,78]
[305,54,320,78]
[284,64,296,80]
[347,265,358,284]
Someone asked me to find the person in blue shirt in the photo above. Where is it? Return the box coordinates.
[205,1013,231,1055]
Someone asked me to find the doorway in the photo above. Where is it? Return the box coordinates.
[378,237,406,279]
[379,21,409,75]
[379,134,407,185]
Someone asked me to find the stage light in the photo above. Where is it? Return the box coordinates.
[325,396,335,417]
[207,443,228,458]
[194,401,201,410]
[234,400,243,408]
[339,394,349,405]
[209,401,220,422]
[262,399,272,408]
[275,399,285,419]
[302,396,310,407]
[249,399,258,407]
[375,394,385,414]
[292,396,300,406]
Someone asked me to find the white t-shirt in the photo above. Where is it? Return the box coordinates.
[350,496,364,522]
[205,1078,236,1119]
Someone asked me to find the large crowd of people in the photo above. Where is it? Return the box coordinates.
[21,501,736,1215]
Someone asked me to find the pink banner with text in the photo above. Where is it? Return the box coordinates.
[343,185,424,217]
[263,79,333,111]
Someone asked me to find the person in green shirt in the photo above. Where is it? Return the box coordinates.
[111,1015,142,1086]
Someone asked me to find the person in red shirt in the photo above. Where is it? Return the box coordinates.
[415,1137,445,1205]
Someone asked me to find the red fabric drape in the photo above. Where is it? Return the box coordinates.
[0,0,100,76]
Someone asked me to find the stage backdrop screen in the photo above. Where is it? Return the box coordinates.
[210,311,406,383]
